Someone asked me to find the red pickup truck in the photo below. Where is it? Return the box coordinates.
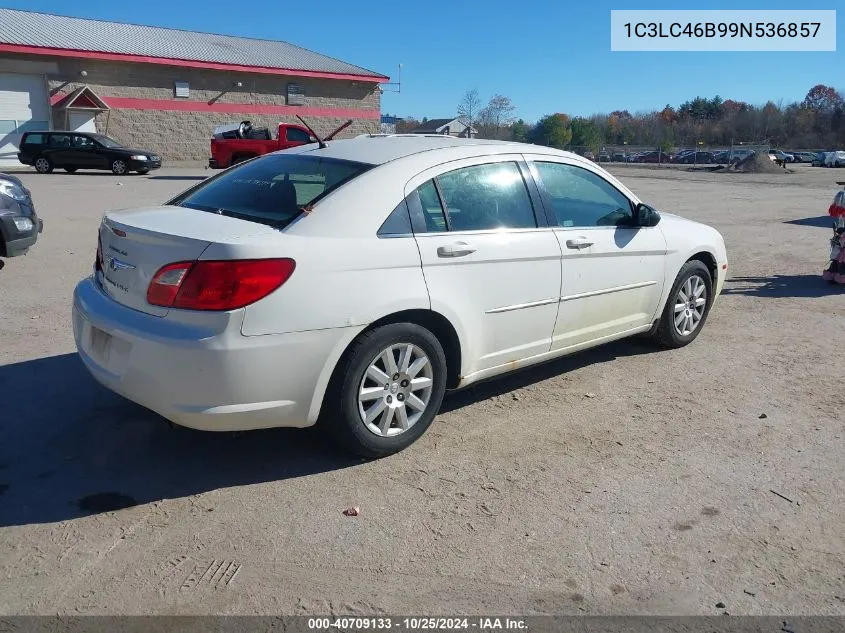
[208,119,352,169]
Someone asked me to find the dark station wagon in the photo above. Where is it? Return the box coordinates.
[18,131,161,175]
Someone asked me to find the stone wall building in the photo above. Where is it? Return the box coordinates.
[0,8,387,167]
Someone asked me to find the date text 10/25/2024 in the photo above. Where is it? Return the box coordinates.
[308,617,529,631]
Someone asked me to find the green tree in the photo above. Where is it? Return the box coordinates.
[510,119,530,142]
[531,113,572,148]
[570,117,602,152]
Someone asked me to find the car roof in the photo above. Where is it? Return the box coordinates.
[280,135,578,166]
[22,130,92,135]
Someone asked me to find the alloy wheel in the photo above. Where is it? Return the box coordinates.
[673,274,707,336]
[357,343,434,437]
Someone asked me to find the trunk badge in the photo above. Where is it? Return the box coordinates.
[107,256,135,271]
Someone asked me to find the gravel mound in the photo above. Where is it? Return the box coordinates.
[733,153,789,173]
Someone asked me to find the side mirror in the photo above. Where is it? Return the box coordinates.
[635,203,661,227]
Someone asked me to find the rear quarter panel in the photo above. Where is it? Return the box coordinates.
[216,233,430,336]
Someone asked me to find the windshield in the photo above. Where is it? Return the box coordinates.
[171,154,373,229]
[90,134,123,148]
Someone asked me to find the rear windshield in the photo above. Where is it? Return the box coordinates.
[171,154,373,229]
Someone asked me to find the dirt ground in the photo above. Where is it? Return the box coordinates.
[0,164,843,616]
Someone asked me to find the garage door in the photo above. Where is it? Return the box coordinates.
[0,73,50,168]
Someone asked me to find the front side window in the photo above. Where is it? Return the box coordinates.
[435,162,536,231]
[90,134,122,148]
[73,135,95,148]
[532,162,634,228]
[170,154,372,229]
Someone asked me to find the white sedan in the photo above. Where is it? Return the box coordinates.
[73,136,728,456]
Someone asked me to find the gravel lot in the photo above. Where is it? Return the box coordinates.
[0,165,843,616]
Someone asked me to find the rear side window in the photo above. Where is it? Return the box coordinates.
[50,134,72,148]
[415,180,448,232]
[171,154,372,229]
[21,133,46,146]
[286,128,311,143]
[436,162,537,231]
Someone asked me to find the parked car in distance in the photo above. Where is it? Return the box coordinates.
[768,149,794,163]
[73,136,728,457]
[634,150,664,164]
[597,151,612,162]
[673,151,715,164]
[612,152,626,162]
[789,151,815,163]
[582,151,595,161]
[209,119,352,169]
[824,151,845,167]
[811,152,827,167]
[0,172,42,258]
[18,131,160,175]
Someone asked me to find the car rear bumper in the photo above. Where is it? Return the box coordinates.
[72,276,352,431]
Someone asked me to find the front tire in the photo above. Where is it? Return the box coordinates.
[654,260,713,348]
[111,159,128,175]
[34,157,53,174]
[323,323,448,458]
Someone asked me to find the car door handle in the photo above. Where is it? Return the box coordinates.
[565,237,593,249]
[437,242,476,258]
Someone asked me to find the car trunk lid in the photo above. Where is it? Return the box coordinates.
[97,205,279,316]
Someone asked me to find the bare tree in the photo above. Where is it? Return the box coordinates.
[457,89,482,137]
[477,94,516,139]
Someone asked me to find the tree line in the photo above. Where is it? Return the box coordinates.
[394,84,845,151]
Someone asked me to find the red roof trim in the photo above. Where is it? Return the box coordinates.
[99,95,380,119]
[0,43,390,82]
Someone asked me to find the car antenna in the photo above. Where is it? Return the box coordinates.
[296,116,327,149]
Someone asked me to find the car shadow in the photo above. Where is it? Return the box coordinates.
[783,216,835,229]
[0,353,361,527]
[0,339,659,527]
[440,337,656,414]
[722,275,841,298]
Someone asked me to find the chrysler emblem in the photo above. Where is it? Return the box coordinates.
[108,256,135,272]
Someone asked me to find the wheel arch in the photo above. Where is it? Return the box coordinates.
[653,247,720,322]
[687,250,718,286]
[306,308,464,425]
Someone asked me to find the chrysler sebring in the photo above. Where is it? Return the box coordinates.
[73,136,728,456]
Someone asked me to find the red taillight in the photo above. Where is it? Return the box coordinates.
[147,259,296,311]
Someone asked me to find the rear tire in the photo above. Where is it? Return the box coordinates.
[321,323,447,458]
[34,157,53,174]
[653,260,713,348]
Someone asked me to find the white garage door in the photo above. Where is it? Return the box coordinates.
[0,73,50,168]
